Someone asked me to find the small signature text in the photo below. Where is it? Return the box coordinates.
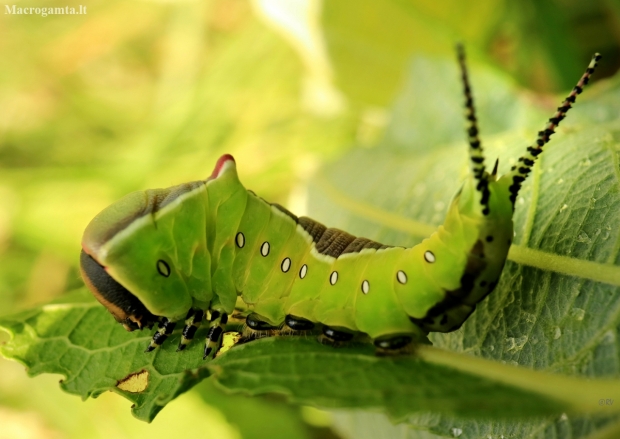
[5,5,87,16]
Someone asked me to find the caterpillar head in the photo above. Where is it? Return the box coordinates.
[80,154,237,330]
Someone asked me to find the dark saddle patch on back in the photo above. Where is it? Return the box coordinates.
[299,216,327,242]
[315,228,357,258]
[298,216,391,258]
[342,237,391,254]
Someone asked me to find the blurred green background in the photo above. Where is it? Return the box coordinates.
[1,0,619,438]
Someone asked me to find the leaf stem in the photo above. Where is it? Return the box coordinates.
[417,345,620,414]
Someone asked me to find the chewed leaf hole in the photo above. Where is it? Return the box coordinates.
[117,370,149,393]
[217,332,242,357]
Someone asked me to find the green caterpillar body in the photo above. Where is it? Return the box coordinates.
[80,48,601,358]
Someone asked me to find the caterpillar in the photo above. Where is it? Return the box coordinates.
[80,47,601,359]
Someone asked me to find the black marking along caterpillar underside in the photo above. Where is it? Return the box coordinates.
[79,47,602,359]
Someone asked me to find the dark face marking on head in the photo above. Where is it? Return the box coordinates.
[80,250,157,330]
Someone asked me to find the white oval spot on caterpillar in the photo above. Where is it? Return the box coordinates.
[235,232,245,248]
[397,270,407,284]
[260,242,270,257]
[361,280,370,294]
[424,250,436,263]
[157,260,170,277]
[281,257,291,273]
[299,264,308,279]
[330,271,338,285]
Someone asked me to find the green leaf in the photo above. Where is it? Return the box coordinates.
[321,0,619,104]
[0,290,212,422]
[3,291,620,426]
[321,0,502,105]
[208,336,620,420]
[2,56,620,438]
[195,379,314,439]
[305,59,620,437]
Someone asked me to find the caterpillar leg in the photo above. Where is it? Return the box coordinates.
[373,334,413,356]
[284,314,315,331]
[319,325,354,346]
[144,317,177,352]
[177,309,205,351]
[246,312,279,331]
[203,311,228,360]
[238,312,279,343]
